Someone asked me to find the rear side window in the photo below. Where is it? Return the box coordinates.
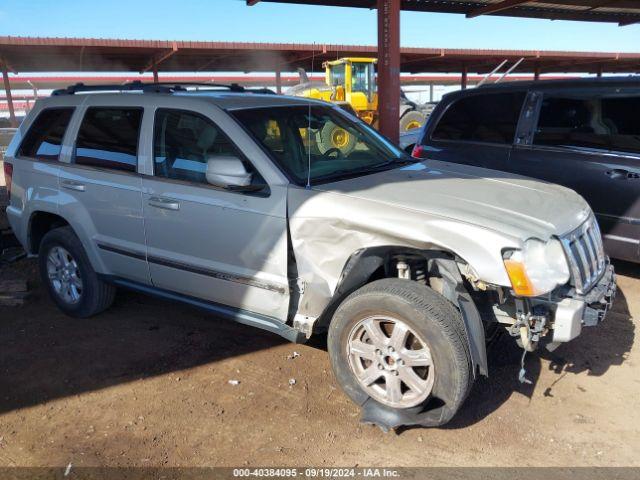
[603,97,640,153]
[431,92,525,144]
[18,108,74,161]
[535,95,640,154]
[75,107,143,172]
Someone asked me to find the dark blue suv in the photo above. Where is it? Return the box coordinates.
[413,77,640,263]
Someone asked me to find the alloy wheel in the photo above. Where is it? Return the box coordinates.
[347,315,435,408]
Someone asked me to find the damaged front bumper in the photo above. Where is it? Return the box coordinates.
[551,263,616,343]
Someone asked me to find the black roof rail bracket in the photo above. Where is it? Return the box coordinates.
[50,81,278,96]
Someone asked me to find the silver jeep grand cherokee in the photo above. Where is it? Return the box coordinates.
[4,82,616,429]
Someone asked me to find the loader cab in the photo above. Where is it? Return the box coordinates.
[325,58,378,120]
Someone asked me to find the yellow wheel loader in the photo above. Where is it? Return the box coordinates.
[288,57,427,154]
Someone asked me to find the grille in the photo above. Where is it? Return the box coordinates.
[560,216,606,295]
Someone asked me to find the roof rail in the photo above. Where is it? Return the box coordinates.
[150,82,276,94]
[51,81,275,96]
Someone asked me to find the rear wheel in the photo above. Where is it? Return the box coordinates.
[399,110,425,133]
[39,226,116,318]
[328,278,473,426]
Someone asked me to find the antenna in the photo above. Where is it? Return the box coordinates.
[495,57,525,83]
[306,44,316,189]
[476,60,508,87]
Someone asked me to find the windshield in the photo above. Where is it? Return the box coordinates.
[231,105,410,186]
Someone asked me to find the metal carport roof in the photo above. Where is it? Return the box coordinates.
[249,0,640,26]
[0,36,638,75]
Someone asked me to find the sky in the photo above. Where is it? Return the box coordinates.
[0,0,638,52]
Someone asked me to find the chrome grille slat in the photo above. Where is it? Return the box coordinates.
[561,238,583,292]
[560,215,606,295]
[592,221,606,270]
[584,226,599,273]
[573,240,591,282]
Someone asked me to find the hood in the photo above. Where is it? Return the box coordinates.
[314,159,591,241]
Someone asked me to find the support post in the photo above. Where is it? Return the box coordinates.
[461,64,468,90]
[377,0,400,143]
[2,63,16,128]
[534,65,540,81]
[429,83,434,103]
[152,64,159,83]
[275,69,282,94]
[597,65,603,78]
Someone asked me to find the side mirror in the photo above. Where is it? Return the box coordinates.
[206,155,253,188]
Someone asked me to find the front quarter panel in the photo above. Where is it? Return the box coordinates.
[287,185,519,318]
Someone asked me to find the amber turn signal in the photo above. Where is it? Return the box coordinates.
[503,258,538,297]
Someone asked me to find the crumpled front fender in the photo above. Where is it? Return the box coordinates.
[287,185,519,320]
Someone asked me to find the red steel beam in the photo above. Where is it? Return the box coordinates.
[461,64,468,90]
[141,42,178,74]
[539,56,619,72]
[377,0,400,144]
[1,37,640,74]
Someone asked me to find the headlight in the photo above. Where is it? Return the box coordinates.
[503,238,570,297]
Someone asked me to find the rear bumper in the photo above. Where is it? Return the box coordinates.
[552,263,616,342]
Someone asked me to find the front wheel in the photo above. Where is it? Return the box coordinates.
[327,279,473,427]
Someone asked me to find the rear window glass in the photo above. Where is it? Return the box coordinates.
[18,108,74,161]
[535,95,640,154]
[75,107,143,172]
[431,92,525,144]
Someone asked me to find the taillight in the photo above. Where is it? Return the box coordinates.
[3,162,12,198]
[411,144,426,159]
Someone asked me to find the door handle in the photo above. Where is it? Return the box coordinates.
[61,180,86,192]
[148,196,180,211]
[606,169,639,180]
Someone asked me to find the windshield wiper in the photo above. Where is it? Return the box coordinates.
[317,159,409,183]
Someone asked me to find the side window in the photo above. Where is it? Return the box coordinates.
[534,96,601,150]
[431,92,525,144]
[18,108,74,161]
[534,95,640,154]
[75,107,143,172]
[153,109,265,188]
[330,64,346,87]
[600,96,640,154]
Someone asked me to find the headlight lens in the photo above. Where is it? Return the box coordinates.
[503,238,570,296]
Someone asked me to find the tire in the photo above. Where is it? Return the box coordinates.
[399,110,425,133]
[316,123,357,156]
[327,278,473,427]
[38,226,115,318]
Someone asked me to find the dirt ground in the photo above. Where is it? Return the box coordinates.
[0,185,638,468]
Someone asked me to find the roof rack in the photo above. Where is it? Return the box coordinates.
[51,81,275,96]
[476,74,640,89]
